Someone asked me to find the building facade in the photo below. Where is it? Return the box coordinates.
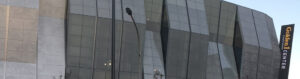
[0,0,281,79]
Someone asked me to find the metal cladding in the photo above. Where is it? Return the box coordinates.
[0,0,281,79]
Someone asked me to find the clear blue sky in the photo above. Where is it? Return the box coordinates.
[224,0,300,79]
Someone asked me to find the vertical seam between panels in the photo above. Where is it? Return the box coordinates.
[233,6,241,78]
[160,0,167,75]
[111,0,116,78]
[91,0,99,79]
[251,11,261,79]
[216,2,224,79]
[77,0,84,78]
[184,0,192,79]
[64,0,70,78]
[117,0,125,78]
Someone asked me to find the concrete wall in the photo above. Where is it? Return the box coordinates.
[0,0,67,79]
[0,0,39,79]
[38,0,67,79]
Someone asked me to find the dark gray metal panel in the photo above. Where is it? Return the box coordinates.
[66,13,96,79]
[252,10,274,79]
[94,17,112,79]
[165,29,190,79]
[166,0,190,32]
[67,0,99,79]
[69,0,97,16]
[264,16,279,43]
[114,1,147,79]
[252,11,272,49]
[204,0,223,79]
[256,48,274,79]
[204,0,221,42]
[115,22,146,79]
[186,0,209,79]
[67,0,147,79]
[143,31,165,79]
[204,0,224,79]
[237,6,259,46]
[118,0,146,24]
[218,2,239,79]
[237,6,259,79]
[218,44,238,79]
[164,0,210,79]
[207,42,222,79]
[218,2,236,46]
[164,0,190,79]
[65,0,282,79]
[187,0,209,35]
[265,14,281,79]
[143,0,165,78]
[187,33,209,79]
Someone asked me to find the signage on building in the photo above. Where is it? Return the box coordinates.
[279,24,295,79]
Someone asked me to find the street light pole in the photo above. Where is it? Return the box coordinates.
[111,0,116,79]
[126,7,143,79]
[125,8,141,56]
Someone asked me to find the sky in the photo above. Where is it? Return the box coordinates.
[224,0,300,79]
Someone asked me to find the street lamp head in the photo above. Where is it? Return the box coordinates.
[126,7,132,15]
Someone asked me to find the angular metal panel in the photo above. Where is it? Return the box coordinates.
[237,6,259,79]
[218,2,238,79]
[264,15,281,79]
[252,10,274,79]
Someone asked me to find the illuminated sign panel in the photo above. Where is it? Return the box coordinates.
[279,24,295,79]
